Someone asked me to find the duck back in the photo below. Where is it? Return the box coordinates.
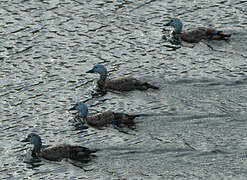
[38,144,95,161]
[113,112,137,125]
[181,27,231,43]
[86,110,115,127]
[180,29,207,43]
[84,111,138,128]
[104,76,141,91]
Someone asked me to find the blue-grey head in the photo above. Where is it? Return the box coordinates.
[69,102,88,118]
[86,64,107,80]
[164,18,183,34]
[21,133,42,149]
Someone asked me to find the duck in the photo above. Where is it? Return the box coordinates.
[163,18,231,43]
[69,102,138,128]
[86,64,159,91]
[21,133,97,161]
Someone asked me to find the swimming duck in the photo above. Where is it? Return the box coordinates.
[21,133,97,161]
[164,18,231,43]
[86,64,159,91]
[70,102,138,128]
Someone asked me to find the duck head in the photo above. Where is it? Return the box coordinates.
[22,133,41,144]
[86,64,107,80]
[164,18,183,34]
[69,102,88,118]
[21,133,42,154]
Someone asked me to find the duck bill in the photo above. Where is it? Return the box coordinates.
[86,69,94,73]
[164,22,171,26]
[21,138,28,142]
[69,105,76,111]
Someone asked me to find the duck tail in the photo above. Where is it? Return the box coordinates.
[75,146,98,154]
[144,82,159,90]
[114,112,142,118]
[217,31,231,38]
[209,31,231,40]
[88,148,99,154]
[129,114,142,118]
[112,113,138,125]
[71,146,99,160]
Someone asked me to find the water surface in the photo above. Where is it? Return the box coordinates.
[1,0,247,179]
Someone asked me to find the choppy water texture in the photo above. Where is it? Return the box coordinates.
[1,0,247,179]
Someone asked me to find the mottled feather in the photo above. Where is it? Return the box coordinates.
[21,133,96,161]
[70,102,140,128]
[85,110,115,127]
[104,76,142,91]
[84,110,138,127]
[38,144,95,161]
[180,28,231,43]
[164,18,231,43]
[87,64,159,91]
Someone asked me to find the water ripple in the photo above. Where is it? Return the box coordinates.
[1,0,247,179]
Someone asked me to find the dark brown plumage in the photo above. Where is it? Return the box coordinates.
[70,103,138,128]
[21,133,97,161]
[37,144,96,161]
[178,28,231,43]
[164,18,231,43]
[85,110,138,128]
[100,76,158,91]
[86,64,159,91]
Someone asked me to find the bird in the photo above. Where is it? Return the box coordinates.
[21,133,97,161]
[86,64,159,91]
[163,18,231,43]
[69,102,138,128]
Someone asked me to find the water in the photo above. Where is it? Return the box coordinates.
[1,0,247,179]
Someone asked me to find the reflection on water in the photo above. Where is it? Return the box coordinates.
[1,0,247,179]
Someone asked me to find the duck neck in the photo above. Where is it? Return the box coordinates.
[172,21,183,34]
[174,26,182,34]
[98,73,107,88]
[100,72,107,81]
[32,141,42,158]
[83,117,88,124]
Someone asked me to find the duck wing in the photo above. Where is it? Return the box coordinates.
[105,76,141,91]
[181,29,207,43]
[181,28,230,43]
[39,144,96,161]
[198,27,231,40]
[106,76,158,91]
[113,112,138,125]
[86,110,115,127]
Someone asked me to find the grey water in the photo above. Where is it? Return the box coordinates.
[1,0,247,179]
